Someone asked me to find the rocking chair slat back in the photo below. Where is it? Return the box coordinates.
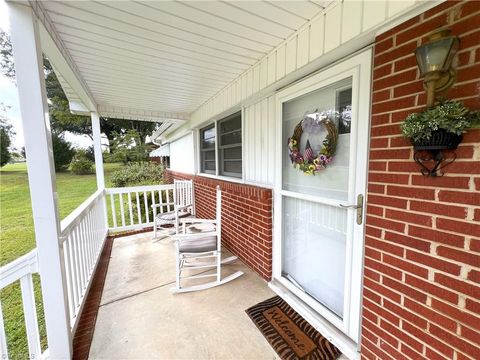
[174,180,195,215]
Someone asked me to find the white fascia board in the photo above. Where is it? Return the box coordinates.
[151,121,186,144]
[69,101,90,116]
[97,105,190,123]
[29,0,97,112]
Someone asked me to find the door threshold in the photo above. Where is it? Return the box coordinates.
[268,279,360,360]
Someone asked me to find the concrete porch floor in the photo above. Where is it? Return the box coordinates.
[87,232,278,359]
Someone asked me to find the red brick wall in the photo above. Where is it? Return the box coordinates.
[165,170,273,280]
[363,1,480,359]
[150,156,161,164]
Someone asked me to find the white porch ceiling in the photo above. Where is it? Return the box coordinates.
[39,1,331,119]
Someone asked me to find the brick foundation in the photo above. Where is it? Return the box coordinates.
[165,170,273,280]
[363,1,480,359]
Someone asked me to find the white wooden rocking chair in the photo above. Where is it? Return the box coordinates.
[152,179,195,240]
[171,186,243,293]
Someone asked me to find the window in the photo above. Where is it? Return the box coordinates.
[199,112,242,178]
[200,125,216,174]
[336,87,352,134]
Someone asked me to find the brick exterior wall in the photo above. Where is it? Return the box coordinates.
[165,170,273,280]
[362,2,480,360]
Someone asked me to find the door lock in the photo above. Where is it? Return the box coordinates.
[339,194,364,225]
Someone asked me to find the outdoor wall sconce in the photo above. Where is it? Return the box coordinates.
[415,28,460,107]
[403,28,466,177]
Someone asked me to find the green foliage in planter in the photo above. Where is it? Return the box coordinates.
[401,100,480,143]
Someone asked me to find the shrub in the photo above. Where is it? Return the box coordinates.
[70,150,94,175]
[110,162,164,187]
[85,145,95,162]
[110,162,166,223]
[52,133,75,171]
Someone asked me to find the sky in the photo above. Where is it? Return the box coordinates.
[0,0,93,150]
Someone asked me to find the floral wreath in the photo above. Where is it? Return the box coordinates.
[287,109,339,175]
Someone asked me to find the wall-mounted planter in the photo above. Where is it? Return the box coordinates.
[412,129,462,151]
[401,100,479,177]
[412,129,462,177]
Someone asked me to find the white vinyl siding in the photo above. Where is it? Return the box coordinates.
[170,133,195,174]
[244,96,276,186]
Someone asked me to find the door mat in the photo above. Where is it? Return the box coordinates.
[246,296,341,360]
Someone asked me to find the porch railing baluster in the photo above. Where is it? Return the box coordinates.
[62,239,75,321]
[159,188,164,214]
[20,273,41,358]
[128,193,134,226]
[119,193,126,228]
[144,191,150,223]
[166,189,172,213]
[69,233,80,311]
[136,192,142,225]
[0,302,8,360]
[110,193,117,229]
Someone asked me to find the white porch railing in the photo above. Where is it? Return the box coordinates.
[60,189,108,332]
[0,189,108,359]
[0,184,173,358]
[106,184,174,232]
[0,250,43,360]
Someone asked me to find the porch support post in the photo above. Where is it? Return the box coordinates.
[91,112,105,190]
[8,3,72,358]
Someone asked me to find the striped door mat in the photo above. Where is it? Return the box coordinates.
[246,296,341,360]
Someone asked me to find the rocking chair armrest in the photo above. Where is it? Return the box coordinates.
[172,231,217,242]
[175,204,193,211]
[151,202,175,209]
[179,218,216,224]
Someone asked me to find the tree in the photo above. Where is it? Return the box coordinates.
[51,133,75,171]
[0,103,14,167]
[0,126,12,166]
[108,129,154,164]
[0,30,15,81]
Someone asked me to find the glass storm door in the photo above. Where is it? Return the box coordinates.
[273,50,372,341]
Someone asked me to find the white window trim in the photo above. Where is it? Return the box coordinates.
[197,110,243,179]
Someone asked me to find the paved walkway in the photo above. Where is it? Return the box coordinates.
[88,232,277,359]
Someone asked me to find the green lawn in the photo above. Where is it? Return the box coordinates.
[0,162,124,358]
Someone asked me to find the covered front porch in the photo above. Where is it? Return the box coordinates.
[3,1,478,360]
[77,232,277,359]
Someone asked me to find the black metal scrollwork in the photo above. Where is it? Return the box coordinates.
[413,149,457,177]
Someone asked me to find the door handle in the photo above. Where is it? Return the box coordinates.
[339,194,364,225]
[339,203,361,209]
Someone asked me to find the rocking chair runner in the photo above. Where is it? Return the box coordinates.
[152,179,195,239]
[171,186,243,293]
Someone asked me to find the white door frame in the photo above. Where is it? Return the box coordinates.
[270,49,372,357]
